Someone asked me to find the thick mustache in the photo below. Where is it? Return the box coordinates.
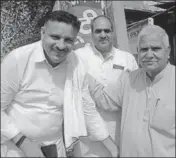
[54,48,67,52]
[143,60,157,62]
[100,39,108,41]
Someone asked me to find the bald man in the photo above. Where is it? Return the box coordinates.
[74,15,138,157]
[91,25,175,157]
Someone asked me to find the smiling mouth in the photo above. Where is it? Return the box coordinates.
[143,61,157,65]
[54,50,67,56]
[100,40,108,43]
[57,54,66,57]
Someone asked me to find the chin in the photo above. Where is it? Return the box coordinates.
[100,46,110,51]
[58,58,66,63]
[145,66,155,72]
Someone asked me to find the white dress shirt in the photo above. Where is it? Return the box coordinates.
[1,41,109,157]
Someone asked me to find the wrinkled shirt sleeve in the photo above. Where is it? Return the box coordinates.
[87,72,128,111]
[82,76,109,141]
[1,53,20,143]
[103,72,127,108]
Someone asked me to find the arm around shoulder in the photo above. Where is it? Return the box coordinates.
[81,75,109,140]
[81,76,119,157]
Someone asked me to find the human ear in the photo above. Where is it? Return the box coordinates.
[41,26,45,39]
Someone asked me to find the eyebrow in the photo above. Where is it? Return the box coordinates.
[50,34,74,39]
[94,28,112,33]
[95,28,111,30]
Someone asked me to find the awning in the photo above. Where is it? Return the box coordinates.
[125,7,157,21]
[154,1,176,9]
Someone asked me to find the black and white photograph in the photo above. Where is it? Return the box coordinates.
[1,0,175,157]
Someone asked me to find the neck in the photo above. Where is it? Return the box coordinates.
[95,46,113,59]
[146,71,156,81]
[50,62,60,68]
[146,64,168,81]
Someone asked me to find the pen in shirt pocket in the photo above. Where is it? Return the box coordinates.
[155,98,160,107]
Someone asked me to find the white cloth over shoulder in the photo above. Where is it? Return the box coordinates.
[64,52,87,149]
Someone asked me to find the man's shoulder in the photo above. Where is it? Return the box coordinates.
[170,63,175,69]
[113,47,135,60]
[113,47,138,70]
[74,43,93,59]
[75,43,92,53]
[121,69,142,83]
[9,41,40,60]
[168,64,175,76]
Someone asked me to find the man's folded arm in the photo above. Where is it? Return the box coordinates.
[1,53,21,143]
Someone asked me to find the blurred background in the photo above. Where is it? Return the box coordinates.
[1,0,175,65]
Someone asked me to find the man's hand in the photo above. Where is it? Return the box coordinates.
[109,145,120,157]
[110,149,120,157]
[19,138,45,157]
[12,133,44,157]
[102,136,120,157]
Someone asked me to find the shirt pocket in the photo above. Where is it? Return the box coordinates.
[150,101,175,132]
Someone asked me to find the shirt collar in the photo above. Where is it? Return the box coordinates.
[89,43,115,61]
[33,41,46,63]
[33,41,69,69]
[145,63,171,84]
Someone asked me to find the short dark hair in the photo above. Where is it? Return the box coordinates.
[91,15,113,32]
[39,10,81,32]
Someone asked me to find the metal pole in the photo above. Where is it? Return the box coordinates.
[112,1,129,52]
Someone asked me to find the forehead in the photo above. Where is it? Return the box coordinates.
[139,34,164,47]
[93,17,112,30]
[44,21,77,38]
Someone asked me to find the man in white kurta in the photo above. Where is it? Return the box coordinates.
[74,15,138,157]
[91,25,175,157]
[1,11,111,157]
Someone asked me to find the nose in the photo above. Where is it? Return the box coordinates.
[56,39,66,50]
[100,31,106,38]
[145,48,154,58]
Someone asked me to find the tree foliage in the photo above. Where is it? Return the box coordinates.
[1,0,55,59]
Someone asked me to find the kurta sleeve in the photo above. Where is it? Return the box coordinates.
[87,71,129,112]
[86,73,121,111]
[103,71,128,108]
[82,76,109,141]
[1,52,21,143]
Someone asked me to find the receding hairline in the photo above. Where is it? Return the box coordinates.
[91,15,113,31]
[137,25,170,48]
[40,10,81,32]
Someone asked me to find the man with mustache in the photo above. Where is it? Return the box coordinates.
[74,15,138,157]
[89,25,175,157]
[1,11,118,157]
